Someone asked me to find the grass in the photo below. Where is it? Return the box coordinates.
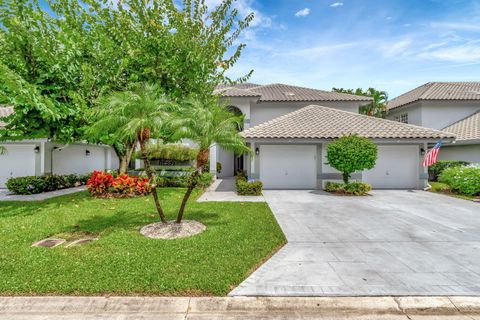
[429,181,478,201]
[0,188,286,296]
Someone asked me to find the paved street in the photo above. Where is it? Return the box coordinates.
[231,190,480,296]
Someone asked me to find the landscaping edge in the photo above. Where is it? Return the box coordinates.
[1,296,480,316]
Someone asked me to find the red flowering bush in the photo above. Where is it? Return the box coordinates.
[87,171,114,196]
[87,171,151,197]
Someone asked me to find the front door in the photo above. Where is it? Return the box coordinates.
[234,155,244,175]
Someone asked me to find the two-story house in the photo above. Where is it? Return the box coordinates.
[211,83,453,190]
[387,82,480,163]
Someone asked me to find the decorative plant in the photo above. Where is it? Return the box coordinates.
[171,98,250,223]
[87,171,115,196]
[326,135,378,184]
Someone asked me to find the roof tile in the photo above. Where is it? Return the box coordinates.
[443,111,480,141]
[241,105,454,140]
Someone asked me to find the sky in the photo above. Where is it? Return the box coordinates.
[211,0,480,98]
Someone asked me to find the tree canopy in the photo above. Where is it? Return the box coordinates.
[332,87,388,118]
[0,0,254,142]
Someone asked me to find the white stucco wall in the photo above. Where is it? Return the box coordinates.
[250,101,362,127]
[439,144,480,163]
[386,102,422,126]
[387,101,480,130]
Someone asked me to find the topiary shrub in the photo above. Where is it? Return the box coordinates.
[438,165,480,196]
[326,135,377,183]
[428,160,470,181]
[236,176,263,196]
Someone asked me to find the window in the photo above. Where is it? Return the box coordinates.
[394,113,408,124]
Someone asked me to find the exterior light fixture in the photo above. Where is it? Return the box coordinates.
[255,147,260,155]
[420,148,425,155]
[34,146,40,153]
[85,150,91,156]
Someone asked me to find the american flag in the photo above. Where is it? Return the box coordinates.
[423,140,442,167]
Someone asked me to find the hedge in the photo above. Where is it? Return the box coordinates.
[155,172,214,188]
[6,174,90,195]
[428,160,470,181]
[133,143,197,161]
[235,176,263,196]
[325,181,372,196]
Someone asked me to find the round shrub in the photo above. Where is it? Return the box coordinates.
[327,135,378,183]
[428,160,470,181]
[438,165,480,196]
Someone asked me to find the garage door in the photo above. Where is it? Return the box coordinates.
[363,145,419,189]
[0,145,36,188]
[260,145,316,189]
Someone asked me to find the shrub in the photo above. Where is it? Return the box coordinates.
[438,165,480,196]
[326,135,377,183]
[429,160,470,181]
[203,161,222,174]
[6,174,88,195]
[154,172,213,189]
[133,143,197,161]
[324,181,371,196]
[236,176,263,196]
[87,171,152,197]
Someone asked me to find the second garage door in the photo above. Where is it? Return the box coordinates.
[362,145,419,189]
[0,145,36,188]
[260,145,316,189]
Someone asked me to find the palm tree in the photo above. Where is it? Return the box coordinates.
[90,83,176,223]
[172,98,250,223]
[360,88,388,118]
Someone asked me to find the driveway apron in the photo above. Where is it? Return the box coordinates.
[230,190,480,296]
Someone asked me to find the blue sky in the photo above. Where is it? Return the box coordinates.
[213,0,480,98]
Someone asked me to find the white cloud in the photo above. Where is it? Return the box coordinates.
[429,22,480,31]
[419,43,480,62]
[295,8,310,17]
[204,0,272,28]
[386,16,393,20]
[330,2,343,7]
[382,39,412,57]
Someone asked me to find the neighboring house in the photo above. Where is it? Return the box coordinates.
[211,83,454,189]
[0,106,119,188]
[386,82,480,163]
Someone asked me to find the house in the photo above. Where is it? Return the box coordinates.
[0,106,119,188]
[211,83,454,189]
[386,82,480,163]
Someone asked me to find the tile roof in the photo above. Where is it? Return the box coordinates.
[216,83,373,102]
[388,82,480,110]
[241,105,454,140]
[443,111,480,142]
[216,83,260,90]
[0,106,14,127]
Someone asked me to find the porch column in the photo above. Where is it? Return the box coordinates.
[421,142,429,189]
[209,144,218,177]
[249,142,257,179]
[39,141,46,175]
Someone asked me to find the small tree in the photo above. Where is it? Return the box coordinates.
[326,135,377,184]
[89,83,176,223]
[172,98,250,223]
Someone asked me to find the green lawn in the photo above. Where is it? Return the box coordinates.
[429,181,478,201]
[0,188,286,296]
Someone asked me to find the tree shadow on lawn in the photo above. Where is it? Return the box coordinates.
[69,208,223,235]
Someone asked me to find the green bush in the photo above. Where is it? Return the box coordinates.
[133,143,198,161]
[6,174,89,195]
[324,181,371,196]
[327,135,377,183]
[236,176,263,196]
[203,161,222,174]
[429,160,470,181]
[155,172,214,189]
[438,165,480,196]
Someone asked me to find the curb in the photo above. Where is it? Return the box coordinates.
[1,296,479,316]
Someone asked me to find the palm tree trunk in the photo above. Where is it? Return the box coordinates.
[140,139,167,223]
[175,148,209,223]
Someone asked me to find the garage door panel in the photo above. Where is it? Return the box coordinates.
[0,145,36,187]
[363,145,418,189]
[260,145,316,189]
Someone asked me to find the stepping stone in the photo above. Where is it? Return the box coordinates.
[32,238,66,248]
[65,238,98,247]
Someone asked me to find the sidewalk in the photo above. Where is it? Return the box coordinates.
[1,296,480,319]
[0,186,86,201]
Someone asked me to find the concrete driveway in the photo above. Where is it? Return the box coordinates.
[230,190,480,296]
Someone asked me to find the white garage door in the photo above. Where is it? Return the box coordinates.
[363,145,419,189]
[0,145,36,188]
[260,145,316,189]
